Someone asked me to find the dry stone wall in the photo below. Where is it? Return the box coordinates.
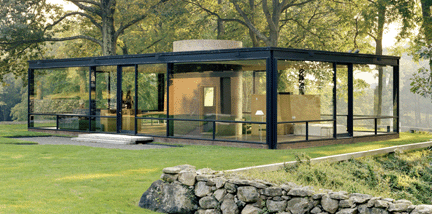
[139,165,432,214]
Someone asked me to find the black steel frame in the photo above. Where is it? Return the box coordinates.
[28,47,400,149]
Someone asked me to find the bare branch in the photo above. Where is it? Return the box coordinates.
[184,0,250,28]
[44,12,102,31]
[114,0,169,40]
[2,35,103,51]
[67,0,101,7]
[67,0,102,16]
[281,0,315,12]
[262,0,278,32]
[231,0,270,45]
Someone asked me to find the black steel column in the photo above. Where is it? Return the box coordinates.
[117,66,122,133]
[393,63,400,133]
[157,73,165,112]
[89,66,96,132]
[28,69,34,128]
[167,63,174,137]
[266,52,278,149]
[135,65,138,135]
[347,63,354,136]
[333,63,337,139]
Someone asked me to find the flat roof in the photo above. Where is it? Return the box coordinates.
[28,47,400,69]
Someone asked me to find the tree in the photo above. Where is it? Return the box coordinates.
[0,0,170,80]
[410,0,432,100]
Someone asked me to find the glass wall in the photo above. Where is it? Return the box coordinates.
[137,64,167,136]
[169,60,266,142]
[353,65,394,136]
[30,67,89,130]
[93,66,117,132]
[277,60,335,142]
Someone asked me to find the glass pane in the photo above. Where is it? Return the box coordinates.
[203,87,214,107]
[121,66,135,132]
[170,60,266,141]
[32,67,89,115]
[95,66,117,132]
[277,60,336,142]
[33,115,56,129]
[137,118,166,136]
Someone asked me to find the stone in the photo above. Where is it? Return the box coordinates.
[235,196,246,208]
[287,197,313,214]
[249,181,267,189]
[230,179,253,186]
[266,199,287,213]
[373,200,390,208]
[207,179,216,186]
[366,197,380,208]
[197,175,214,182]
[329,191,349,200]
[214,177,227,189]
[311,207,322,214]
[357,204,370,214]
[163,166,182,174]
[339,199,355,208]
[139,180,198,214]
[312,193,326,200]
[225,182,237,194]
[282,196,291,200]
[241,204,262,214]
[214,189,226,202]
[237,186,259,203]
[196,209,221,214]
[288,187,315,197]
[199,196,219,209]
[349,193,372,204]
[161,173,178,182]
[336,208,358,214]
[178,170,197,186]
[261,187,283,197]
[388,200,413,212]
[321,194,339,214]
[411,205,432,214]
[370,208,388,214]
[195,181,212,197]
[221,197,239,214]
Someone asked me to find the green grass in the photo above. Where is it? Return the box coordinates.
[0,124,431,213]
[239,149,432,205]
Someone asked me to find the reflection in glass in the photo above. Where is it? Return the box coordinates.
[277,60,336,142]
[170,60,266,142]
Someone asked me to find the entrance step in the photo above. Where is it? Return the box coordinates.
[72,134,153,145]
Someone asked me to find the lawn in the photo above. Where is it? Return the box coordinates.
[0,124,431,213]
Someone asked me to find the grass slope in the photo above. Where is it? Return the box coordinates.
[241,149,432,205]
[0,124,431,213]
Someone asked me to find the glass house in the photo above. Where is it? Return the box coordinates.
[28,45,400,149]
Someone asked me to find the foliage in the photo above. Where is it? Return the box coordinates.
[244,146,432,205]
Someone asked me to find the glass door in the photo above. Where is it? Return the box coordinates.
[119,65,137,134]
[336,64,350,137]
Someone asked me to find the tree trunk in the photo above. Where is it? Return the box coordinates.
[375,4,385,124]
[101,0,117,56]
[217,0,225,39]
[248,0,259,47]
